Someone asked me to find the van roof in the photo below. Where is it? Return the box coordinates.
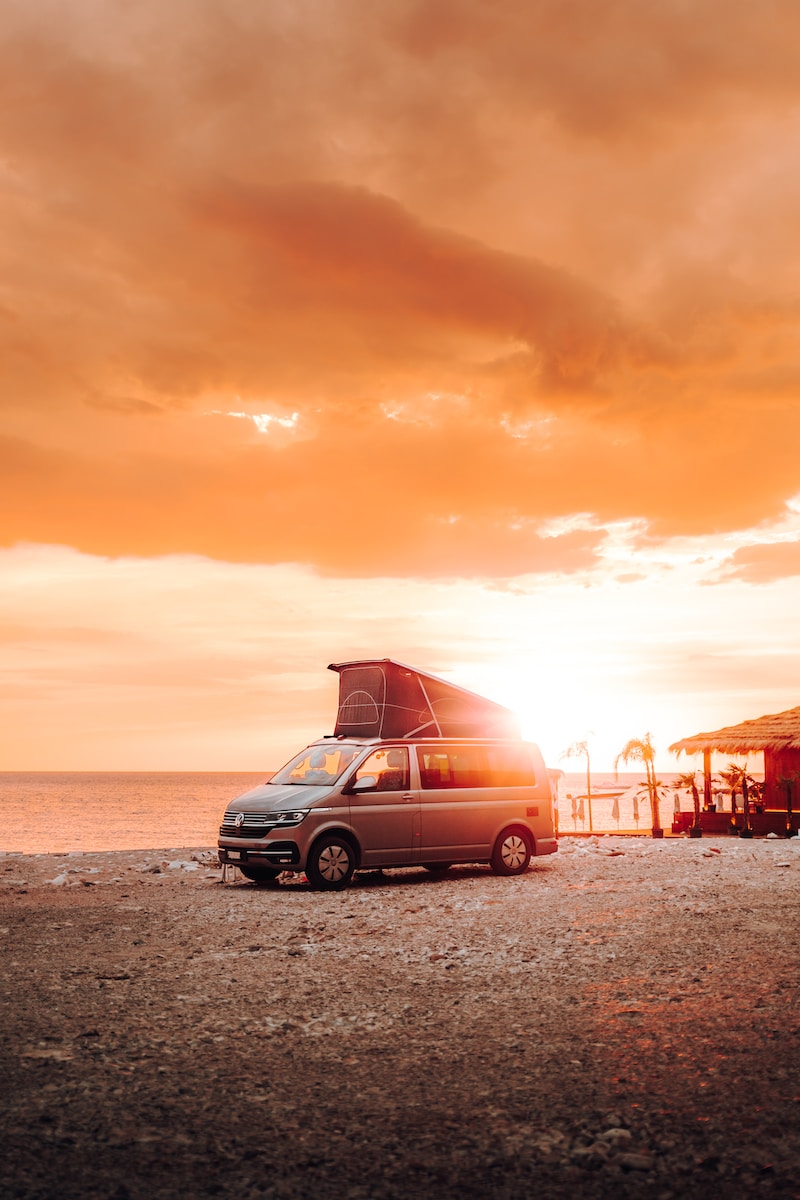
[327,658,520,740]
[318,736,534,748]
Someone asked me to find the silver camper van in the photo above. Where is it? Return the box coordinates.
[218,658,556,890]
[218,735,557,888]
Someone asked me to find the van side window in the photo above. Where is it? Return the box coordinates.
[485,745,536,786]
[354,747,410,792]
[418,745,536,789]
[417,745,486,789]
[418,750,451,788]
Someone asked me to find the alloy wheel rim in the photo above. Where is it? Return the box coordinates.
[320,846,349,881]
[502,836,526,869]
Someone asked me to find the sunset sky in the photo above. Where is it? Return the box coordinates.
[3,0,800,772]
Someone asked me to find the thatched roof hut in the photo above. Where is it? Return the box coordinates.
[670,706,800,813]
[670,706,800,756]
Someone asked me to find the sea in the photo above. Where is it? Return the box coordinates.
[0,773,266,855]
[0,771,700,855]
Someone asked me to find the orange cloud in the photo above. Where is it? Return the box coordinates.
[718,541,800,584]
[2,0,800,579]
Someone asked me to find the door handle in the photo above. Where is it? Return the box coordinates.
[402,793,415,803]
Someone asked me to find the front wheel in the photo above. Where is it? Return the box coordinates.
[490,828,531,876]
[306,836,356,890]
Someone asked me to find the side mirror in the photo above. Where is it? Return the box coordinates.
[351,775,378,793]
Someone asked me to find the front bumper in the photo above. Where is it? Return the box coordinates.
[218,841,301,868]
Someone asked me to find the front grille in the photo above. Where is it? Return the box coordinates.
[220,811,272,837]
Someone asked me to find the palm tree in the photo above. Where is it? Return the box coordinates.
[719,762,755,836]
[776,772,800,837]
[615,733,663,838]
[561,740,593,833]
[718,764,741,814]
[674,770,702,837]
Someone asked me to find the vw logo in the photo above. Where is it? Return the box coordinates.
[234,812,245,829]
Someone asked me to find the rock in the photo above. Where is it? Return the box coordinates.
[600,1127,633,1143]
[617,1152,654,1171]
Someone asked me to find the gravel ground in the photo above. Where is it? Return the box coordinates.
[1,835,799,1200]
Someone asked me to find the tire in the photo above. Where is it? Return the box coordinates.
[239,865,281,884]
[306,836,356,890]
[422,863,452,873]
[490,828,531,876]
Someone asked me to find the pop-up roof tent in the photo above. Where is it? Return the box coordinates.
[328,659,520,740]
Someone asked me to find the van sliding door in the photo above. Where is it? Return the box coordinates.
[416,745,497,862]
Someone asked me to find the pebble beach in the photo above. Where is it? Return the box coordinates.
[1,835,799,1199]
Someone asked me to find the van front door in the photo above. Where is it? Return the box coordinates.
[348,747,420,866]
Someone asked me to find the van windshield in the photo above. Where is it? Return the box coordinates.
[269,744,362,786]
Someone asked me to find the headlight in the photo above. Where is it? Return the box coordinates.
[273,811,307,826]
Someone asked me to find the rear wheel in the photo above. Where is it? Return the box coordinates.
[490,828,531,876]
[239,865,281,884]
[306,836,356,890]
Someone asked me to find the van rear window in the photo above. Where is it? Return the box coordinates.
[417,745,536,789]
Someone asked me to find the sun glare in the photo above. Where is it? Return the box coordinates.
[473,664,637,775]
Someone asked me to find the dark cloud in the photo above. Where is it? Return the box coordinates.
[187,177,664,393]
